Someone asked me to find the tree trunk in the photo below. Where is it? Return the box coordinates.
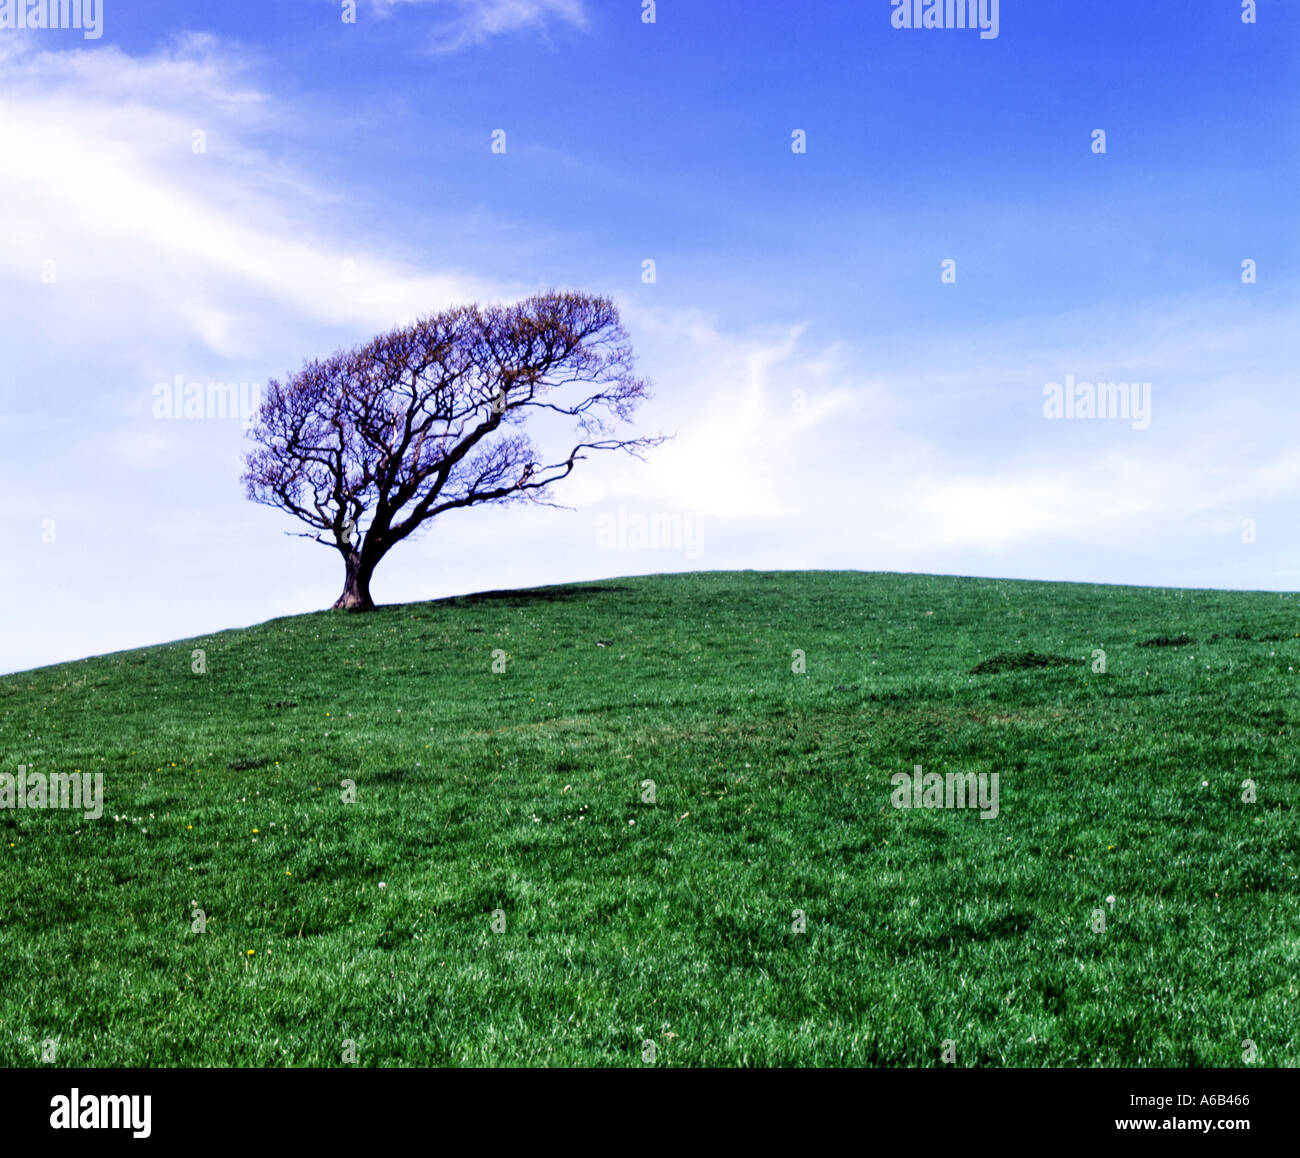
[334,549,376,610]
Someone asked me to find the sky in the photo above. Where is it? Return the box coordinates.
[1,0,1297,674]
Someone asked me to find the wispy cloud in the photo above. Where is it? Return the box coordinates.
[369,0,587,51]
[0,33,500,364]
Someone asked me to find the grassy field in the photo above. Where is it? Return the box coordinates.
[1,570,1297,1067]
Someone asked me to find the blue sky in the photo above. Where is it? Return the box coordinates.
[1,0,1297,673]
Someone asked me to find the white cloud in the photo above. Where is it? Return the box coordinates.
[109,428,173,468]
[0,33,501,362]
[555,303,878,520]
[369,0,587,51]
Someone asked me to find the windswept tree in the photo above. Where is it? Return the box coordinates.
[243,291,662,610]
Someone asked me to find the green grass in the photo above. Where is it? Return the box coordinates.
[1,570,1297,1067]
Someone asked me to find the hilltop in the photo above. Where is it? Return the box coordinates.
[1,571,1296,1065]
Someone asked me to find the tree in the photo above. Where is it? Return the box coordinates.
[242,291,663,610]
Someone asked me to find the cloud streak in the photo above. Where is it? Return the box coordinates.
[0,33,501,364]
[369,0,587,51]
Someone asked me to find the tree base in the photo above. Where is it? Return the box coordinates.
[332,592,375,611]
[334,549,375,610]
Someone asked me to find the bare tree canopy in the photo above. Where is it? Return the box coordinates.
[242,291,663,609]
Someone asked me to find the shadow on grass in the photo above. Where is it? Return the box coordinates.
[430,583,633,610]
[970,652,1080,675]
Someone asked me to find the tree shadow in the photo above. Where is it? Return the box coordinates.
[430,583,633,610]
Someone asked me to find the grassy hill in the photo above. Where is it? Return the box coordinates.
[1,570,1297,1067]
